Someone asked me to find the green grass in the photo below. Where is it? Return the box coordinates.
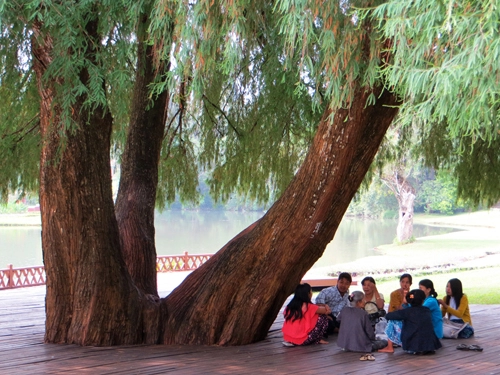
[349,267,499,305]
[339,210,500,305]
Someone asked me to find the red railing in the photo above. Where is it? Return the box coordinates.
[0,264,46,289]
[156,252,212,272]
[0,252,213,290]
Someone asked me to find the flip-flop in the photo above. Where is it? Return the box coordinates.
[457,344,469,351]
[468,344,483,352]
[360,354,375,361]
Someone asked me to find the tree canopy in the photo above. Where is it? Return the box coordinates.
[1,0,498,207]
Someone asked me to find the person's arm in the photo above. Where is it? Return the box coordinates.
[385,309,405,321]
[441,295,469,320]
[315,290,327,305]
[374,288,384,309]
[316,304,331,315]
[437,299,447,317]
[388,290,400,312]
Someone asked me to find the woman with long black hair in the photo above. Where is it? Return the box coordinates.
[282,283,331,346]
[438,278,474,338]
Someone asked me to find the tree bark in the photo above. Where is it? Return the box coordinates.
[32,18,161,346]
[114,11,172,297]
[161,85,399,345]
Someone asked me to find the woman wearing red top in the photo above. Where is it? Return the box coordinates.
[282,283,331,346]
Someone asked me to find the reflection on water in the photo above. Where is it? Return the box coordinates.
[0,212,457,268]
[0,227,43,267]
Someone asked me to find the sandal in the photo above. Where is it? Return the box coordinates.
[360,354,375,361]
[456,344,469,351]
[468,344,483,352]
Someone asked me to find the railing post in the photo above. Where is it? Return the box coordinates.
[8,264,14,289]
[183,251,188,270]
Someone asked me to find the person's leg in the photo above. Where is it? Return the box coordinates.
[371,339,388,351]
[450,318,475,338]
[458,325,474,338]
[325,313,336,335]
[302,315,329,345]
[379,320,402,353]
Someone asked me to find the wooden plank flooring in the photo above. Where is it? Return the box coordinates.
[1,286,499,374]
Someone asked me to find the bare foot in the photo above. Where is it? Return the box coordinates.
[319,339,329,344]
[378,347,394,353]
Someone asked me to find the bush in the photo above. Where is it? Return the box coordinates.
[0,202,28,214]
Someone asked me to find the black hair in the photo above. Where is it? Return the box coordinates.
[338,272,352,283]
[406,289,425,307]
[419,279,438,298]
[400,273,412,284]
[284,283,312,322]
[445,278,464,308]
[361,276,376,286]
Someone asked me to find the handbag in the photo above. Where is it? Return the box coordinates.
[442,318,468,339]
[365,301,387,326]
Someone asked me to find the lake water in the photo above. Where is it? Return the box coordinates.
[0,211,455,268]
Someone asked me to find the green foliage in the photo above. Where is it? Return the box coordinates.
[365,1,500,206]
[0,0,139,197]
[369,0,500,143]
[347,179,398,218]
[150,0,323,205]
[0,201,27,213]
[1,0,499,210]
[156,137,201,210]
[0,12,40,200]
[393,235,415,246]
[417,171,465,215]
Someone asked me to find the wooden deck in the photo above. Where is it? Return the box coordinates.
[1,286,499,374]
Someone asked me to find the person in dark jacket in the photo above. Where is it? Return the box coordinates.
[382,289,442,355]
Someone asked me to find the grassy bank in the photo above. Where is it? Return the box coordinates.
[347,210,500,304]
[365,267,498,305]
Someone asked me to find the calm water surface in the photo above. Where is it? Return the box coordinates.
[0,211,455,268]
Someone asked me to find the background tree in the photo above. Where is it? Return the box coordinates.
[381,169,416,243]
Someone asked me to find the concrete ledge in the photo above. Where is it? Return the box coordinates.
[301,277,358,289]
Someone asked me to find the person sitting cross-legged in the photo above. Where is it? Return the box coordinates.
[337,291,388,357]
[282,283,331,346]
[380,289,442,355]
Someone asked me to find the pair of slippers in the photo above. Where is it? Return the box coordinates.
[360,354,375,361]
[457,344,483,352]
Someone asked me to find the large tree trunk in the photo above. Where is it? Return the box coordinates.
[114,11,172,297]
[33,18,161,346]
[162,85,400,345]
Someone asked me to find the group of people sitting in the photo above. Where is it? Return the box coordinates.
[282,272,475,358]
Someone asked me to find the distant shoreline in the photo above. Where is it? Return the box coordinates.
[0,213,41,226]
[304,209,500,278]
